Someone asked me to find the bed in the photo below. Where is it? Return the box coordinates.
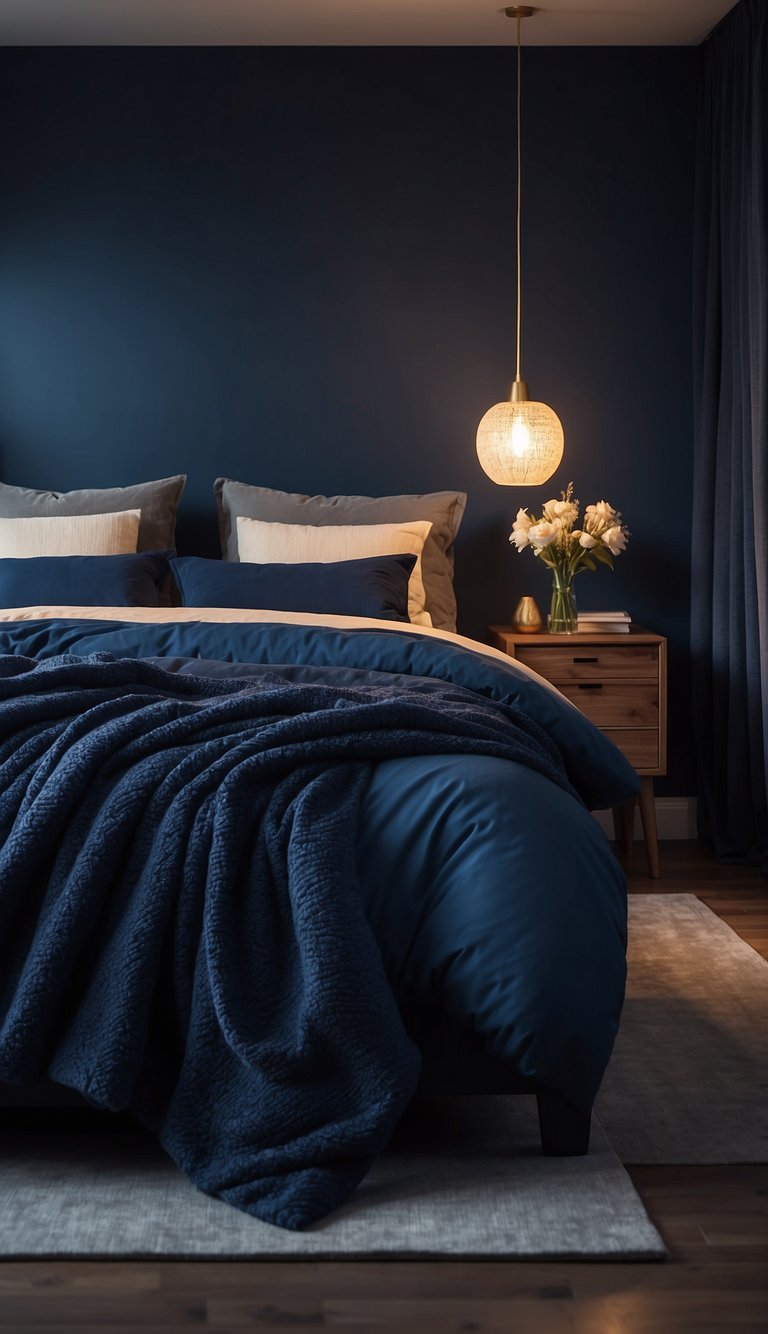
[0,603,636,1230]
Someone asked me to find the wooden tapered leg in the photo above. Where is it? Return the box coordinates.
[638,776,660,878]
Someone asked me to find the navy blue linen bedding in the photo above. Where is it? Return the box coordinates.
[0,552,172,607]
[0,616,637,1226]
[170,552,416,621]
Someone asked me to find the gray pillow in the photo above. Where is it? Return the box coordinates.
[0,476,186,553]
[214,479,467,633]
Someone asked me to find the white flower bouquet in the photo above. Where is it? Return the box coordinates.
[510,483,629,633]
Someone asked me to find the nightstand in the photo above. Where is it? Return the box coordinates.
[489,625,668,878]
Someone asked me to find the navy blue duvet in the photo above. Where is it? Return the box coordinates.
[0,615,636,1217]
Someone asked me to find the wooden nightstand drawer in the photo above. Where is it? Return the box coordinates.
[558,681,658,728]
[515,643,658,682]
[604,728,659,770]
[488,623,666,779]
[489,623,668,879]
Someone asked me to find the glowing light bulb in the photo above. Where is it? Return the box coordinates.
[511,418,530,457]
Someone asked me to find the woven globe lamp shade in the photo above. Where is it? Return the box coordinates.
[476,398,564,486]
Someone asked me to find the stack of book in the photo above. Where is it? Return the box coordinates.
[576,611,631,634]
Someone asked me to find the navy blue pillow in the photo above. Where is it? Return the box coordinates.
[0,552,173,609]
[170,553,417,622]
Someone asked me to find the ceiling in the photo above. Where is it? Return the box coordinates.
[0,1,739,47]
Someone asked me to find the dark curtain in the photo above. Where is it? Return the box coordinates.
[692,0,768,874]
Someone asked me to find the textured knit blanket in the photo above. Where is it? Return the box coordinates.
[0,653,576,1229]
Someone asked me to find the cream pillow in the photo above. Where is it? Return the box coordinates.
[236,516,434,626]
[0,510,141,558]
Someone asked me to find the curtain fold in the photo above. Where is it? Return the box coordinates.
[692,0,768,875]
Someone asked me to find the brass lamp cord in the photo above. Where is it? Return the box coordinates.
[515,11,523,384]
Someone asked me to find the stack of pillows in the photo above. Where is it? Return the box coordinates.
[0,477,466,632]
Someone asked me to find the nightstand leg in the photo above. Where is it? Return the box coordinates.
[638,777,660,878]
[612,799,635,866]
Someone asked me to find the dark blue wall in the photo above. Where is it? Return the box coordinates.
[0,47,698,791]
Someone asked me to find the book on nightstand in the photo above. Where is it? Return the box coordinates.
[576,611,631,633]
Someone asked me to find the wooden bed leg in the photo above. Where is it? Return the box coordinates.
[536,1092,591,1156]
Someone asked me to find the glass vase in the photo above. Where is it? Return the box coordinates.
[548,572,577,634]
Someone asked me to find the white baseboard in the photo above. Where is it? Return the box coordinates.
[593,797,697,841]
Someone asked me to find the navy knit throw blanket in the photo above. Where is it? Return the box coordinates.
[0,653,576,1229]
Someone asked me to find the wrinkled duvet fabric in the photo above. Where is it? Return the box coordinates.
[0,643,601,1229]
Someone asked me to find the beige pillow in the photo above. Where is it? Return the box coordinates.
[0,510,141,558]
[236,516,434,627]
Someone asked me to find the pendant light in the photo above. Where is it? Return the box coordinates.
[476,5,564,486]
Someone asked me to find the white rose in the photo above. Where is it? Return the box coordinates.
[543,499,579,526]
[584,500,618,533]
[509,508,532,551]
[527,521,559,548]
[602,525,628,556]
[578,531,598,548]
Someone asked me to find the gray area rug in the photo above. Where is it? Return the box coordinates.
[598,894,768,1163]
[0,1097,665,1260]
[4,892,760,1259]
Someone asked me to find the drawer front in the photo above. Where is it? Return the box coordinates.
[602,728,659,771]
[559,681,658,728]
[516,644,658,682]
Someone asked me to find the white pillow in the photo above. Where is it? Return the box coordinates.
[0,510,141,558]
[236,516,434,626]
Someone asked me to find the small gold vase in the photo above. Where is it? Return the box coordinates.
[512,595,543,633]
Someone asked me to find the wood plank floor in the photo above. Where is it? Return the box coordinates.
[1,842,765,1333]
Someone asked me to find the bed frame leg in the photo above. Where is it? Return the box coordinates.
[536,1092,591,1156]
